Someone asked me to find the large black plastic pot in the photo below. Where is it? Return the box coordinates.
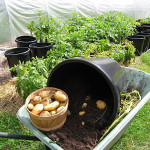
[135,33,150,51]
[141,30,150,48]
[4,48,30,77]
[127,35,145,55]
[15,36,37,48]
[136,25,150,32]
[29,43,52,58]
[47,57,124,129]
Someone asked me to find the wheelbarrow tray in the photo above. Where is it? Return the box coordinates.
[17,67,150,150]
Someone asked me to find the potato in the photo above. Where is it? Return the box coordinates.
[54,91,67,102]
[50,110,56,116]
[84,95,91,100]
[43,101,59,111]
[59,102,66,107]
[82,103,87,108]
[96,100,107,110]
[30,96,41,105]
[79,111,85,116]
[81,121,85,126]
[41,97,52,106]
[38,90,51,98]
[31,104,43,115]
[57,106,64,113]
[39,111,51,117]
[27,103,34,110]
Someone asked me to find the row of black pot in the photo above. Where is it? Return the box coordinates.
[5,36,52,77]
[127,29,150,56]
[15,36,52,58]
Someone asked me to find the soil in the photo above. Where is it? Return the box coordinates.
[45,96,109,150]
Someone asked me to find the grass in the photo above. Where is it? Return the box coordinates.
[140,50,150,67]
[0,52,150,150]
[0,113,46,150]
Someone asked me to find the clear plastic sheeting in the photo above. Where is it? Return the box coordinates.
[1,0,150,43]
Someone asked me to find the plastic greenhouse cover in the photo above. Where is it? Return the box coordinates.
[1,0,150,43]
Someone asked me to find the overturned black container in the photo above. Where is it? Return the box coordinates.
[29,43,52,58]
[4,47,30,77]
[47,57,124,129]
[15,36,37,48]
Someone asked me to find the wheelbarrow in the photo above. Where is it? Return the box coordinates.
[4,57,150,150]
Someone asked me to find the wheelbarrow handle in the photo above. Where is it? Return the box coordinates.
[0,132,40,141]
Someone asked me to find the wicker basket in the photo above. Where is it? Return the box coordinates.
[25,87,69,131]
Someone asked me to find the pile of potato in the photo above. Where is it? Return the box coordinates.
[78,95,107,126]
[27,90,67,117]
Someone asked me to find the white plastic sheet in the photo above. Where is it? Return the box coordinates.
[1,0,150,43]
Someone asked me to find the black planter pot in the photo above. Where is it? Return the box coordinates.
[136,25,150,32]
[141,23,150,26]
[4,48,30,77]
[29,43,52,58]
[135,33,150,51]
[142,29,150,34]
[15,36,37,48]
[47,57,124,129]
[141,30,150,49]
[127,35,145,56]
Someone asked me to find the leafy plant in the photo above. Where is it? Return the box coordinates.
[64,14,89,32]
[27,10,62,43]
[10,58,50,100]
[100,90,141,141]
[108,41,135,64]
[123,40,135,64]
[109,43,126,62]
[139,17,150,24]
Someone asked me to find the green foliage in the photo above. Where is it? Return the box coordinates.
[27,10,62,43]
[10,58,49,100]
[65,14,89,32]
[100,11,137,42]
[123,40,135,63]
[109,41,135,63]
[139,17,150,24]
[64,11,137,43]
[109,43,126,62]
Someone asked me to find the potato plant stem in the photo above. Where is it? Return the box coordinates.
[99,90,141,142]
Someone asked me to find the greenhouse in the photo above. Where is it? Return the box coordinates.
[0,1,150,150]
[1,0,150,43]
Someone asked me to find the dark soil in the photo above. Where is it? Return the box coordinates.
[45,96,110,150]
